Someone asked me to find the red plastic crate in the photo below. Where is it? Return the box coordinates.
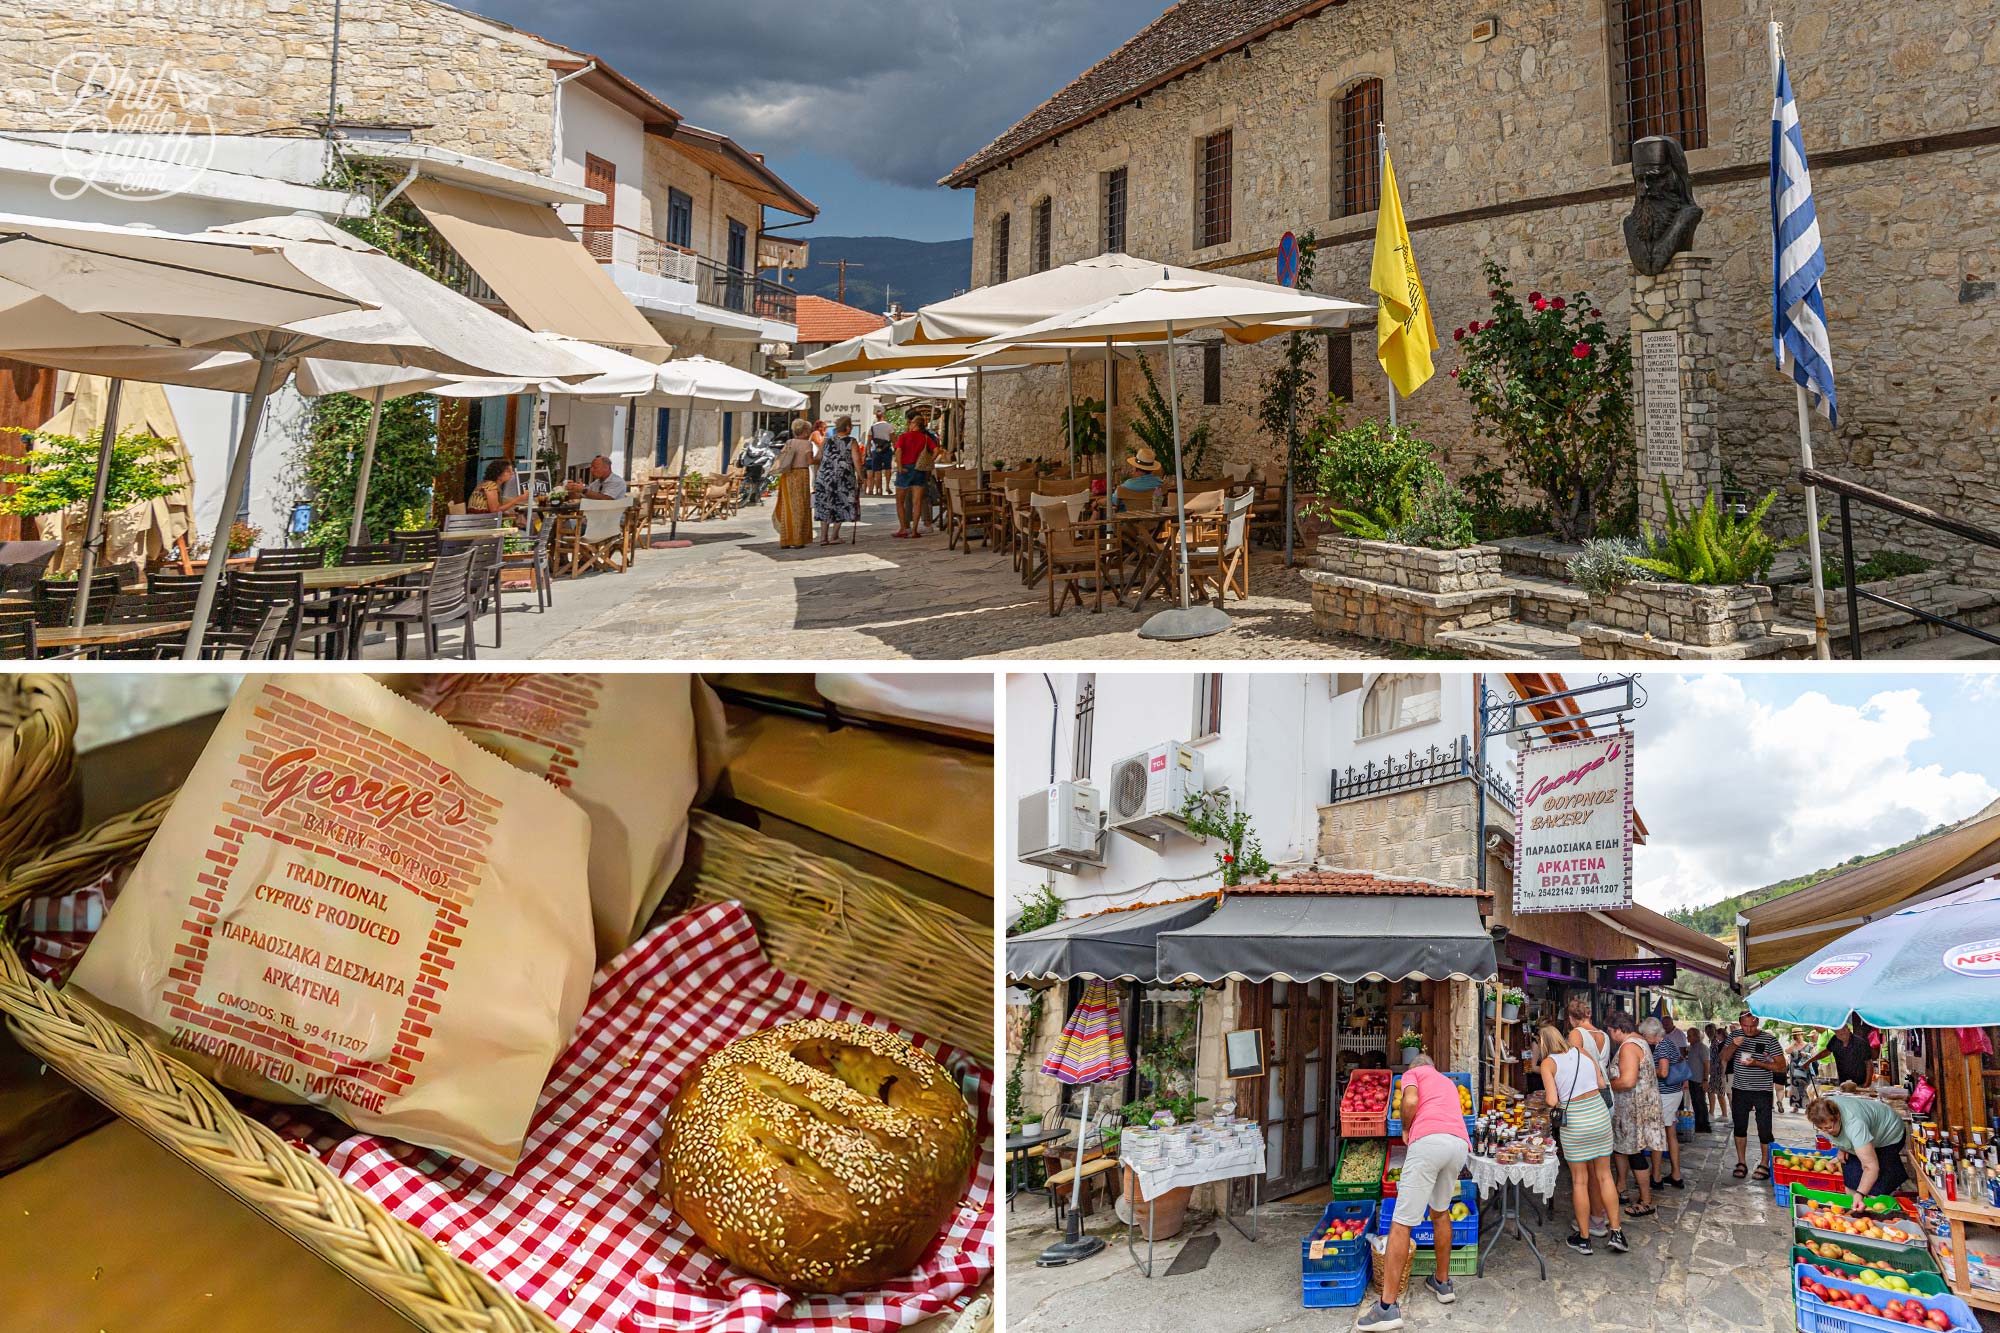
[1339,1070,1394,1138]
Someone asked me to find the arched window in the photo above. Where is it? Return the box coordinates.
[1336,79,1383,217]
[1359,672,1441,738]
[1614,0,1707,159]
[992,212,1011,284]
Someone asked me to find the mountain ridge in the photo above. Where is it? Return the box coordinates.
[769,235,972,316]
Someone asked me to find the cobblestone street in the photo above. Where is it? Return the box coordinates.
[1007,1111,1822,1333]
[416,496,1384,661]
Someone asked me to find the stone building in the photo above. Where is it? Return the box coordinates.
[944,0,2000,573]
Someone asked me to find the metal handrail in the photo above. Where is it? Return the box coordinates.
[1801,466,2000,657]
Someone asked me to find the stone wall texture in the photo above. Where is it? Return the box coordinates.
[965,0,2000,576]
[1315,779,1484,888]
[0,0,566,171]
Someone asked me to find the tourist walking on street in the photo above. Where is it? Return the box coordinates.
[1538,1024,1625,1257]
[892,407,938,538]
[1685,1026,1712,1134]
[1807,1094,1912,1206]
[1787,1031,1817,1111]
[1717,1009,1785,1182]
[1645,1017,1689,1190]
[1356,1055,1471,1330]
[1569,995,1616,1235]
[865,408,895,496]
[770,418,816,549]
[1817,1014,1876,1089]
[1606,1010,1664,1218]
[1707,1024,1733,1122]
[813,414,863,545]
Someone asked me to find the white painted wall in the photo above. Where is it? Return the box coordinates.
[552,84,647,233]
[1004,672,1484,925]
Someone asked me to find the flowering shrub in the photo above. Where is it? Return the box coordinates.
[1456,260,1633,542]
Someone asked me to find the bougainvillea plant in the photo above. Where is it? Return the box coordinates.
[1454,260,1634,542]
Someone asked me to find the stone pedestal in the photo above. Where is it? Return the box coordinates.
[1631,254,1722,535]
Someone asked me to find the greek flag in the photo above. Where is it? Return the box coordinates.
[1772,49,1838,425]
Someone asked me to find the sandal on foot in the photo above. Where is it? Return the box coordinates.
[1732,1163,1749,1179]
[1752,1166,1771,1181]
[1626,1202,1658,1217]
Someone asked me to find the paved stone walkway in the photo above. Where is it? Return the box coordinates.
[1006,1110,1850,1333]
[387,496,1382,661]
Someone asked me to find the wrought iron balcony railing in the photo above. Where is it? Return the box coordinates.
[573,225,796,326]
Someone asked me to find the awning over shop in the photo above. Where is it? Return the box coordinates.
[1157,893,1497,984]
[1588,903,1733,982]
[1736,800,2000,980]
[404,178,669,357]
[1006,895,1218,984]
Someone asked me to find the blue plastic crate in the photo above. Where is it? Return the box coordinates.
[1384,1070,1475,1138]
[1794,1262,1978,1333]
[1374,1179,1478,1246]
[1302,1254,1371,1308]
[1775,1182,1792,1208]
[1301,1200,1377,1274]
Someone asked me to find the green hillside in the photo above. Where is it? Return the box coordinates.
[1667,821,1956,938]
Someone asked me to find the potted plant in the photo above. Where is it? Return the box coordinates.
[1481,989,1497,1020]
[1501,989,1525,1023]
[226,520,261,556]
[1398,1032,1424,1066]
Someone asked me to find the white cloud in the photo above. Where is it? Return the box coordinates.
[1628,675,1997,913]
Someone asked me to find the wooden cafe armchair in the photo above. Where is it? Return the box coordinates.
[1181,487,1257,606]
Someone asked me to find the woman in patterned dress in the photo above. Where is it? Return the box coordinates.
[812,414,862,544]
[1539,1025,1625,1256]
[1607,1009,1666,1218]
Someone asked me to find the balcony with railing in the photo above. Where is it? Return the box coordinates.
[574,224,796,327]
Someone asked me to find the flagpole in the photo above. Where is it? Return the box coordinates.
[1380,122,1397,429]
[1772,19,1831,661]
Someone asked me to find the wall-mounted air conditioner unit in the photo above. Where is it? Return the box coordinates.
[1017,781,1105,873]
[1106,742,1205,846]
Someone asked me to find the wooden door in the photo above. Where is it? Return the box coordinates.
[0,358,56,541]
[1239,979,1335,1198]
[582,154,616,255]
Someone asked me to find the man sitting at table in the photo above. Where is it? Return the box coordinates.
[1124,446,1165,492]
[566,455,628,502]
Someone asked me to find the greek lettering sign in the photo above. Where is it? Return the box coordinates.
[1640,330,1684,479]
[1513,732,1634,913]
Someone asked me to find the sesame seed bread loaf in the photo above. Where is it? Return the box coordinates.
[659,1018,977,1293]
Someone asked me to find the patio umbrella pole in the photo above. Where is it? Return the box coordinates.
[669,399,693,542]
[346,383,386,548]
[184,332,285,659]
[1103,337,1114,468]
[1138,322,1230,641]
[1035,1080,1105,1266]
[1284,387,1296,567]
[70,376,124,630]
[1064,348,1076,478]
[974,367,984,472]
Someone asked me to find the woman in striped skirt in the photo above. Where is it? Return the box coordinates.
[1540,1025,1627,1256]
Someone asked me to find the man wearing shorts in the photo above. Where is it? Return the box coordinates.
[1717,1009,1785,1182]
[865,409,895,496]
[891,407,935,537]
[1357,1055,1469,1330]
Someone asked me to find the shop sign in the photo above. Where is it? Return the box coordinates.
[1596,959,1676,987]
[1513,732,1634,914]
[1805,951,1870,985]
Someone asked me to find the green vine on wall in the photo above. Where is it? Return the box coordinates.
[1005,885,1065,1124]
[1179,789,1275,887]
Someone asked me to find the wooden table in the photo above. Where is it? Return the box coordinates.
[1111,509,1177,608]
[438,527,518,542]
[35,619,192,655]
[298,560,431,592]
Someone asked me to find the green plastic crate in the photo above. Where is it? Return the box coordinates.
[1791,1248,1948,1295]
[1448,1248,1480,1276]
[1793,1233,1941,1276]
[1331,1138,1388,1200]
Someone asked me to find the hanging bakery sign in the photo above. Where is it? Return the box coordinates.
[1513,731,1634,914]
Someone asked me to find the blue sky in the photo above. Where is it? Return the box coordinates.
[461,0,1166,240]
[1624,673,2000,912]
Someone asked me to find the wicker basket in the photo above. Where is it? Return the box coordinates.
[0,801,993,1333]
[0,674,79,877]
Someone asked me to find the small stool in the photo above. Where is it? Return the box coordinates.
[1046,1153,1122,1227]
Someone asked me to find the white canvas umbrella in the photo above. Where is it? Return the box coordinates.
[5,213,599,654]
[642,357,806,541]
[0,212,366,627]
[978,279,1365,641]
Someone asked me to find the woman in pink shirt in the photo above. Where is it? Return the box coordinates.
[1357,1055,1470,1330]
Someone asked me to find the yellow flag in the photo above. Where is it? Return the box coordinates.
[1370,149,1438,399]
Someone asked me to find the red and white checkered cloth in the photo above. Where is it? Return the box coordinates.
[307,901,993,1333]
[14,869,115,985]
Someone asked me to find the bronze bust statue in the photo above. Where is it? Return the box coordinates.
[1623,136,1703,276]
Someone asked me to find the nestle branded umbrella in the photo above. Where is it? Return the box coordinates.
[1751,877,2000,1030]
[975,278,1362,641]
[1036,978,1132,1266]
[0,212,366,627]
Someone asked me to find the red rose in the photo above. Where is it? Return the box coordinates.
[1533,298,1549,313]
[1590,308,1602,318]
[1453,327,1465,341]
[1488,289,1501,299]
[1223,853,1235,864]
[1572,342,1592,358]
[1552,296,1567,311]
[1467,320,1480,333]
[1528,291,1543,303]
[1451,368,1461,379]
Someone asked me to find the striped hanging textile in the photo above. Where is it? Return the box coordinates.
[1041,978,1133,1086]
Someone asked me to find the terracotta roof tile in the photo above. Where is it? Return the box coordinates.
[795,294,889,346]
[1233,868,1490,899]
[942,0,1343,186]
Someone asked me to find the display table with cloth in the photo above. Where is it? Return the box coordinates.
[1121,1137,1266,1277]
[1466,1152,1560,1280]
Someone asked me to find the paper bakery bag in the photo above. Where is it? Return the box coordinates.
[69,674,596,1173]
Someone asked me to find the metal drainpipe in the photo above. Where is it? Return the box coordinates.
[550,61,598,176]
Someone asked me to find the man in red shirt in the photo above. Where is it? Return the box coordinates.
[892,407,937,537]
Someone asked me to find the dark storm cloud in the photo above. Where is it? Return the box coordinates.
[460,0,1164,189]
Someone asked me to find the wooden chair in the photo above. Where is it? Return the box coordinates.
[560,499,631,576]
[1025,491,1090,587]
[1182,487,1257,606]
[500,521,555,614]
[390,529,442,561]
[442,512,502,533]
[340,543,397,566]
[364,548,477,659]
[941,473,997,551]
[227,570,344,659]
[31,572,123,627]
[251,548,324,571]
[463,536,504,648]
[0,612,37,660]
[99,589,200,659]
[1044,512,1109,616]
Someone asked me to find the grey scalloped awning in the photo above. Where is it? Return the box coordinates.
[1006,897,1217,983]
[1156,893,1497,984]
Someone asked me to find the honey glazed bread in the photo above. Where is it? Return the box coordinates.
[659,1018,977,1293]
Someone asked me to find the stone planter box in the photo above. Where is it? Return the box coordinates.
[1306,537,1513,649]
[1315,536,1503,594]
[1586,580,1777,647]
[1780,570,1944,629]
[1487,536,1581,582]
